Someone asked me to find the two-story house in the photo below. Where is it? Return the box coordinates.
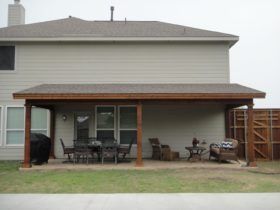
[0,0,265,167]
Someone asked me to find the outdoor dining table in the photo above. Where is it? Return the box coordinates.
[88,140,120,163]
[185,146,206,161]
[73,139,120,164]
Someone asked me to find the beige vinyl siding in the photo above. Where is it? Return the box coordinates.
[54,104,95,158]
[141,104,225,158]
[0,42,229,103]
[0,147,23,160]
[0,42,229,159]
[53,104,225,159]
[0,103,225,160]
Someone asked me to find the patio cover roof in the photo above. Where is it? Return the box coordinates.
[13,83,265,100]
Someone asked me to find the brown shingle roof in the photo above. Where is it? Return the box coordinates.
[13,83,265,100]
[0,17,238,39]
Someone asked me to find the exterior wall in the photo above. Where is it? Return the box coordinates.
[54,104,225,159]
[0,104,225,160]
[0,147,23,160]
[0,42,229,159]
[0,42,229,103]
[141,104,226,158]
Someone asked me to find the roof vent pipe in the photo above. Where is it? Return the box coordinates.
[110,6,114,21]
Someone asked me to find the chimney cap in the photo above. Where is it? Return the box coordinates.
[14,0,20,4]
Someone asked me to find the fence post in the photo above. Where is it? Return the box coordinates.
[247,103,256,167]
[270,109,274,161]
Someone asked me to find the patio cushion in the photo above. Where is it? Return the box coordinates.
[221,141,233,149]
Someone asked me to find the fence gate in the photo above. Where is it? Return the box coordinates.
[228,109,280,160]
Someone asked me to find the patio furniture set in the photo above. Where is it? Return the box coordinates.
[60,138,134,164]
[149,137,239,163]
[61,137,239,164]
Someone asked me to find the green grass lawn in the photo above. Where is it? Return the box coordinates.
[0,161,279,193]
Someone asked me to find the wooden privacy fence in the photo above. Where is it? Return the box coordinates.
[227,109,280,160]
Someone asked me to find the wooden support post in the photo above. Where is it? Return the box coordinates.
[49,108,55,159]
[225,107,231,139]
[135,101,143,167]
[23,103,32,168]
[247,103,257,167]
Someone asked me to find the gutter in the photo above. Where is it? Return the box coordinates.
[0,36,239,46]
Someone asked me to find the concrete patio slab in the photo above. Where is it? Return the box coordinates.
[0,193,279,210]
[19,159,248,171]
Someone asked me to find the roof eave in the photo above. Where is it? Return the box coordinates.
[13,92,265,100]
[0,36,239,42]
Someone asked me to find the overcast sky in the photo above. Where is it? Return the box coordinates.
[0,0,279,108]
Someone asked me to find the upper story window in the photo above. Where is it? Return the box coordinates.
[0,46,15,71]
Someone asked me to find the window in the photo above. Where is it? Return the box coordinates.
[0,46,15,70]
[6,107,24,145]
[75,113,90,139]
[31,108,48,136]
[5,106,48,146]
[119,106,137,145]
[96,106,115,139]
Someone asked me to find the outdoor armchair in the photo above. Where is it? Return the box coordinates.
[209,139,239,163]
[148,138,179,161]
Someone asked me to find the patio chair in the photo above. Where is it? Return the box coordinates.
[60,138,74,162]
[209,139,239,163]
[86,137,101,161]
[73,140,91,164]
[118,138,134,161]
[148,138,179,161]
[101,139,118,164]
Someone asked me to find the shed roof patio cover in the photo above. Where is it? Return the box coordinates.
[13,83,265,100]
[13,83,265,169]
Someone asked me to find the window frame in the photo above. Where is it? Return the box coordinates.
[0,45,16,73]
[118,105,137,145]
[4,105,25,147]
[95,105,116,139]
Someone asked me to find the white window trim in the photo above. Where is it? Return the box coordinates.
[118,105,137,145]
[0,105,3,146]
[4,105,25,147]
[95,105,116,139]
